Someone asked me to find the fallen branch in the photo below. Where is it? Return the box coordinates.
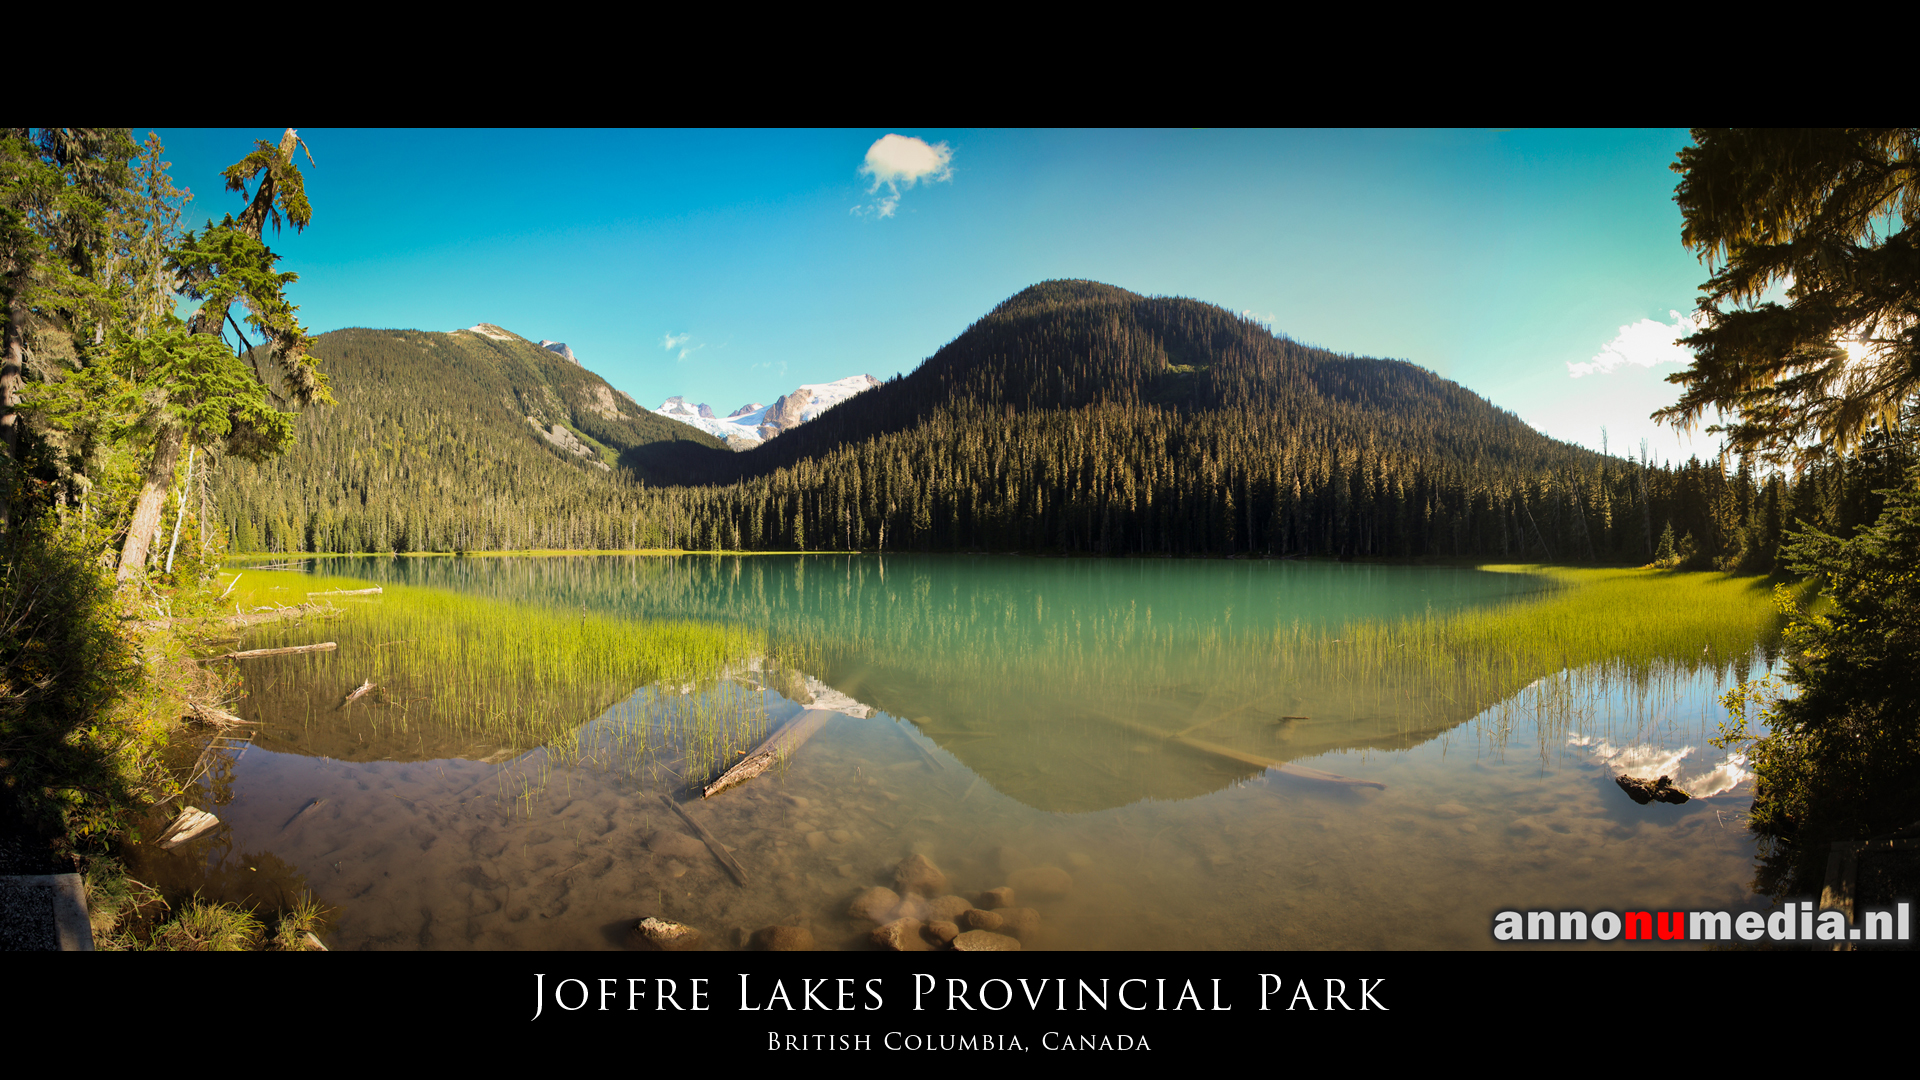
[341,680,374,708]
[658,795,749,885]
[207,642,338,661]
[308,587,382,596]
[703,708,836,799]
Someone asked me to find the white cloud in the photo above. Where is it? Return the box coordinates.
[661,332,703,362]
[854,134,954,218]
[1567,310,1707,379]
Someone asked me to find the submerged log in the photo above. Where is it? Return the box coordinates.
[658,795,749,886]
[281,798,327,831]
[212,642,338,660]
[703,708,836,799]
[341,680,375,708]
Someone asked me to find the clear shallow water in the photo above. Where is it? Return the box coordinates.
[132,555,1777,949]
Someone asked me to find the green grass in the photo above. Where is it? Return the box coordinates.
[217,569,776,795]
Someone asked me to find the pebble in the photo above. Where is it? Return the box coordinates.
[894,853,948,896]
[871,917,926,951]
[806,831,829,851]
[847,886,901,923]
[665,860,689,879]
[828,829,852,844]
[786,795,811,809]
[951,930,1021,952]
[631,916,703,951]
[1009,865,1072,899]
[751,925,815,951]
[925,920,961,946]
[894,893,930,922]
[976,886,1015,910]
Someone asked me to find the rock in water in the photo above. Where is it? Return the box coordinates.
[976,886,1015,910]
[952,930,1022,951]
[894,853,948,896]
[1008,865,1073,899]
[751,925,815,951]
[999,907,1041,940]
[847,886,901,923]
[631,917,703,951]
[964,908,1005,931]
[928,894,974,922]
[871,917,926,951]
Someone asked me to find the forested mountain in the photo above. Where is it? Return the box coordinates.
[213,280,1914,566]
[211,325,728,553]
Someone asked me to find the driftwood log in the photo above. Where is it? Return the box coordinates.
[703,708,837,799]
[208,642,338,661]
[341,680,374,707]
[1616,774,1691,805]
[308,587,382,596]
[159,807,220,849]
[658,795,749,885]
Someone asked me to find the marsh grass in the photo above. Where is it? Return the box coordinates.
[218,570,775,797]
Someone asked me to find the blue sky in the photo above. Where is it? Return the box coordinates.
[148,128,1730,464]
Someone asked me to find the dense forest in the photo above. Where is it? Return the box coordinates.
[212,281,1915,569]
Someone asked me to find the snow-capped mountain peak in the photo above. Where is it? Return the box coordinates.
[650,375,879,449]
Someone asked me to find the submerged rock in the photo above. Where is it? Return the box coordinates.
[631,916,703,951]
[964,908,1005,932]
[952,930,1021,951]
[871,917,926,951]
[751,925,815,951]
[999,907,1041,940]
[1008,865,1072,899]
[925,920,961,946]
[976,886,1015,910]
[928,894,974,923]
[847,886,901,923]
[895,853,948,896]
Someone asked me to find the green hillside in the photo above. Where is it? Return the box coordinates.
[214,325,727,553]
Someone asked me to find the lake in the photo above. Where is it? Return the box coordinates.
[131,554,1783,949]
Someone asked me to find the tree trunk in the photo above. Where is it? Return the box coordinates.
[116,422,182,585]
[1,298,24,535]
